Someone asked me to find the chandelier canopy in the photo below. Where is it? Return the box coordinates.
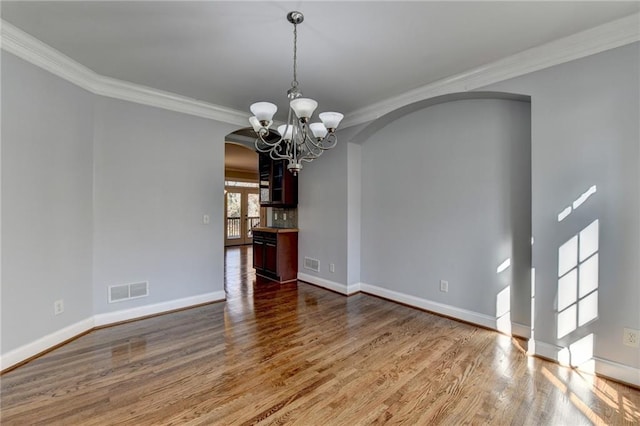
[248,11,343,175]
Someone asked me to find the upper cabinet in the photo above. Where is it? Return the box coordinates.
[259,154,298,207]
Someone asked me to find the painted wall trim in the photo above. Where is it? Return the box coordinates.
[2,13,639,129]
[342,13,640,128]
[298,273,360,295]
[299,277,532,340]
[0,20,249,126]
[0,317,95,372]
[359,282,498,331]
[0,292,225,372]
[512,322,532,340]
[533,340,640,387]
[93,291,225,327]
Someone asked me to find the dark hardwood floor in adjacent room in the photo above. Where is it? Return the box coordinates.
[1,245,639,425]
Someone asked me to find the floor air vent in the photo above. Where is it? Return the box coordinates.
[304,257,320,272]
[109,281,149,303]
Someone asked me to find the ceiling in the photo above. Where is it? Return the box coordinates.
[225,142,258,174]
[2,1,639,123]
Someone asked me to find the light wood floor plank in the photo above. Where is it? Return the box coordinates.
[1,246,639,425]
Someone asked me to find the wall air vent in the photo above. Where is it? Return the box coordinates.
[109,281,149,303]
[304,257,320,272]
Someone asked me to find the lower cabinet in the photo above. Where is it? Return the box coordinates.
[253,229,298,283]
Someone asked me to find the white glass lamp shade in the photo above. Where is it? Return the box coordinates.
[309,122,328,139]
[319,112,344,130]
[250,102,277,123]
[249,116,262,133]
[290,98,318,120]
[277,124,294,141]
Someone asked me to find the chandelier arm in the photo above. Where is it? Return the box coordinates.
[319,133,338,150]
[254,141,276,153]
[300,138,323,159]
[254,133,284,150]
[302,140,323,157]
[300,148,323,162]
[270,149,288,161]
[303,131,337,151]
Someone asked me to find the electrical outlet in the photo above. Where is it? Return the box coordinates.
[623,328,639,347]
[283,213,287,220]
[440,280,449,292]
[275,212,278,220]
[202,214,210,224]
[329,263,335,273]
[54,299,64,315]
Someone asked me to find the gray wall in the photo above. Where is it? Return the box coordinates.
[1,51,235,355]
[360,99,532,325]
[2,53,94,352]
[297,137,349,284]
[304,42,638,378]
[485,42,639,368]
[92,98,233,314]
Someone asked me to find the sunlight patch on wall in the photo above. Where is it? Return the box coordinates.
[495,256,512,335]
[496,258,511,274]
[496,286,511,334]
[556,219,600,339]
[528,267,536,355]
[557,185,597,222]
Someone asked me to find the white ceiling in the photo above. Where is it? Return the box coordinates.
[2,1,639,122]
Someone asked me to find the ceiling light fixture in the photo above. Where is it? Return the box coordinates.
[248,11,343,175]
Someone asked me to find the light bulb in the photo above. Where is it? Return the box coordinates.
[249,116,262,133]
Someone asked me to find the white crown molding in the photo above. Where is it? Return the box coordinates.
[342,12,640,128]
[2,13,639,129]
[0,20,250,126]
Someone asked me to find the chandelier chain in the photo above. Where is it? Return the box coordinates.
[292,23,298,89]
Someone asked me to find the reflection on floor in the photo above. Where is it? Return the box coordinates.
[224,244,256,300]
[224,244,280,319]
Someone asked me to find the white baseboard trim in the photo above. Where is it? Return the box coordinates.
[592,357,640,388]
[532,340,640,387]
[1,291,226,371]
[93,291,225,327]
[297,273,361,295]
[512,322,532,339]
[301,279,533,339]
[0,317,94,371]
[359,282,498,330]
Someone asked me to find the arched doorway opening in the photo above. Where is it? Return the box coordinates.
[223,138,263,246]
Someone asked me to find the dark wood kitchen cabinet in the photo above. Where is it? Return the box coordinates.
[259,154,298,207]
[253,228,298,283]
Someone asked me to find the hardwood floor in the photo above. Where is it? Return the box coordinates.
[2,245,639,425]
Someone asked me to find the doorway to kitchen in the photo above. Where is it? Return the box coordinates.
[224,139,264,248]
[224,183,261,246]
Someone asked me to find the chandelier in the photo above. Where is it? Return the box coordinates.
[248,11,343,175]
